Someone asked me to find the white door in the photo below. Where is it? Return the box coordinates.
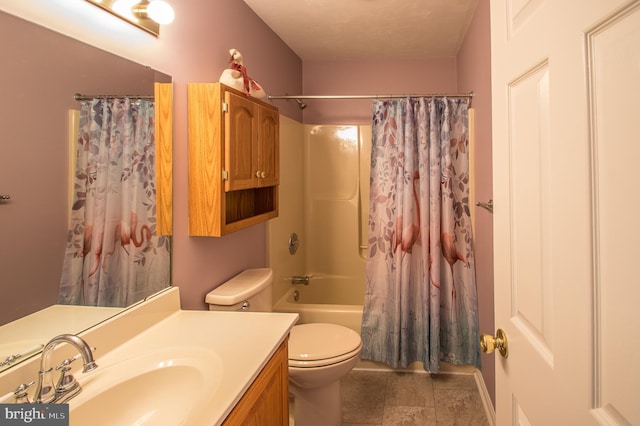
[490,0,640,424]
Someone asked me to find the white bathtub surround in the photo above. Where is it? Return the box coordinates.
[267,123,368,309]
[274,283,363,334]
[0,287,298,425]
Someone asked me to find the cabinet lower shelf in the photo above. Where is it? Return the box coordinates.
[225,186,278,224]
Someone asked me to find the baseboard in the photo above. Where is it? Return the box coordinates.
[354,359,478,373]
[474,369,496,426]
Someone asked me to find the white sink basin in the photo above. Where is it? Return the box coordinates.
[0,290,299,425]
[69,347,221,426]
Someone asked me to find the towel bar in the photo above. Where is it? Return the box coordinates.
[475,199,493,213]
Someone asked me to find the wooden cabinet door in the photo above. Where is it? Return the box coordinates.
[223,339,289,425]
[257,106,279,187]
[225,91,258,191]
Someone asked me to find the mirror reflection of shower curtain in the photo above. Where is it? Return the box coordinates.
[360,97,480,372]
[58,98,171,307]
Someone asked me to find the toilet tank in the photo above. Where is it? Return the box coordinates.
[205,268,273,312]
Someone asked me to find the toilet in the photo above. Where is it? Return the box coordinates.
[206,268,362,426]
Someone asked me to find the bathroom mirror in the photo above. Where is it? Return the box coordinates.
[0,11,172,371]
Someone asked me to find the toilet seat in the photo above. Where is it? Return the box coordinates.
[288,323,362,368]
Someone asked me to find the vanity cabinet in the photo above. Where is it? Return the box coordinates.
[223,338,289,426]
[188,82,279,236]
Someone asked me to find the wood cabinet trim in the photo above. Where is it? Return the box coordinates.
[154,82,173,236]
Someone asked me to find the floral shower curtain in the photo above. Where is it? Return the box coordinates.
[58,98,171,307]
[360,97,480,372]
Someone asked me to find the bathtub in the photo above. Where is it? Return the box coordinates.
[273,279,364,335]
[274,278,479,374]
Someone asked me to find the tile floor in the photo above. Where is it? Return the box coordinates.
[341,370,490,426]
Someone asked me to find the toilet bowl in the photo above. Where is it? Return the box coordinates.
[288,323,362,426]
[206,269,362,426]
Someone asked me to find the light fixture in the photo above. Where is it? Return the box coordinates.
[85,0,175,37]
[132,0,175,25]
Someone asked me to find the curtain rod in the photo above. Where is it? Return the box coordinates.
[74,93,154,101]
[268,91,473,101]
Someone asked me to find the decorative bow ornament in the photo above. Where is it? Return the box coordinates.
[219,48,266,99]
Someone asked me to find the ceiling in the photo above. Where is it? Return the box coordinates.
[243,0,480,61]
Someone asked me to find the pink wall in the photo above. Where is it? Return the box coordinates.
[300,58,457,124]
[457,0,495,406]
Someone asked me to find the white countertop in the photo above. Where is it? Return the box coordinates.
[0,288,299,425]
[84,310,298,424]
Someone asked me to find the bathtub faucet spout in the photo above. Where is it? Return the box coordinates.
[291,275,310,285]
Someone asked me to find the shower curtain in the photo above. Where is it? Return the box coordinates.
[360,97,480,372]
[58,98,170,307]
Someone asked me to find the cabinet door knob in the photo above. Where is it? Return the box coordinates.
[260,171,266,178]
[256,171,261,178]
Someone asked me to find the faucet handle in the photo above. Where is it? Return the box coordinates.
[14,381,34,403]
[55,356,76,371]
[55,358,79,394]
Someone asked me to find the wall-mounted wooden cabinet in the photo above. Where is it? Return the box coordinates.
[188,83,279,236]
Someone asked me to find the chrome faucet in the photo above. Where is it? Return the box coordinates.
[32,334,97,403]
[291,275,310,285]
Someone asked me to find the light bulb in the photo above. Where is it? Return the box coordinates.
[146,1,175,24]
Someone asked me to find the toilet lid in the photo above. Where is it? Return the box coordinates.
[288,323,362,362]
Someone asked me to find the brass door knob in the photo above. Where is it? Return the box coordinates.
[480,328,508,358]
